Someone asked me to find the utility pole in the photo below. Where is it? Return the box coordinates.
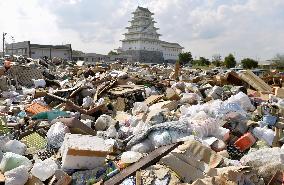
[11,36,15,56]
[2,32,7,57]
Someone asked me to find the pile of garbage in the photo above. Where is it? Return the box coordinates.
[0,58,284,185]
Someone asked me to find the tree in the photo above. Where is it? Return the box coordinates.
[224,53,236,68]
[178,51,193,66]
[108,50,118,55]
[199,57,210,66]
[241,58,258,69]
[212,54,222,67]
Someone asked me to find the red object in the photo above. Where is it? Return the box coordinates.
[234,132,256,151]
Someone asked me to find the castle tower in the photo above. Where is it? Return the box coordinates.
[120,6,183,63]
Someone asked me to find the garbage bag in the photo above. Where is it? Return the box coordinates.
[226,92,255,111]
[252,127,275,146]
[47,122,70,148]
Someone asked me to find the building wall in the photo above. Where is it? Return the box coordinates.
[162,45,182,60]
[124,50,163,63]
[5,41,30,57]
[6,41,72,60]
[30,48,71,60]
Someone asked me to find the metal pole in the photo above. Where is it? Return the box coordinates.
[11,36,14,56]
[2,33,7,57]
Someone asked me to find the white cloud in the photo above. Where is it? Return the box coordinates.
[0,0,283,60]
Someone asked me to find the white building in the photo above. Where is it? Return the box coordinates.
[119,6,183,63]
[5,41,72,60]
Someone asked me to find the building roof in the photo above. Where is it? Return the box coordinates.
[160,41,184,49]
[30,44,71,50]
[137,6,151,13]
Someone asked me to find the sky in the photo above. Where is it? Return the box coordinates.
[0,0,284,61]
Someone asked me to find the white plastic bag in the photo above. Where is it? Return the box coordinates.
[252,127,275,146]
[82,96,94,108]
[47,122,70,149]
[226,92,255,111]
[132,102,148,116]
[148,130,172,148]
[32,79,46,88]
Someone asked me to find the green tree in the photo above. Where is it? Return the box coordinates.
[212,54,222,67]
[178,51,193,66]
[224,53,236,68]
[241,58,258,69]
[108,50,118,55]
[199,57,210,66]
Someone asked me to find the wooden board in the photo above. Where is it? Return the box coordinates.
[144,95,164,106]
[104,143,181,185]
[108,85,145,96]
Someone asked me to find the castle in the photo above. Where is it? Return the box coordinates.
[117,6,183,63]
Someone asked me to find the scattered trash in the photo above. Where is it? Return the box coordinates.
[0,57,283,184]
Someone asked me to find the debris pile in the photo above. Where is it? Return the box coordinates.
[0,57,284,185]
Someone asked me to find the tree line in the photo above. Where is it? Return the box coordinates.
[178,52,284,69]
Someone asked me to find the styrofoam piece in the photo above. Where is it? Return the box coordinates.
[32,79,46,88]
[0,152,32,173]
[4,140,27,155]
[121,151,142,164]
[61,134,110,170]
[31,158,58,181]
[4,165,29,185]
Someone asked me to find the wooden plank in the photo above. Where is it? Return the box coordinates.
[104,142,181,185]
[136,171,142,185]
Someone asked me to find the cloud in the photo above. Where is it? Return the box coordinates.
[0,0,284,59]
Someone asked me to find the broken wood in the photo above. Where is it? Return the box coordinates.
[104,142,181,185]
